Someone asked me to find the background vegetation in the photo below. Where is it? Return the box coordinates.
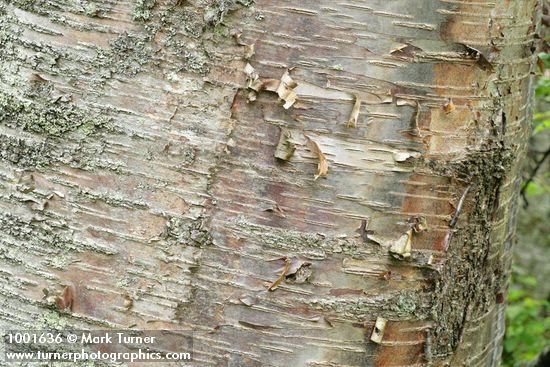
[502,41,550,366]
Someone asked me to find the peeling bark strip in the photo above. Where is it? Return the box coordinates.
[0,1,539,367]
[347,95,362,128]
[306,138,329,180]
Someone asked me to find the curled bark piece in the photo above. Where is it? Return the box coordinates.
[268,256,291,291]
[276,70,298,109]
[370,317,387,344]
[123,294,134,310]
[285,259,312,284]
[390,43,423,56]
[239,295,256,306]
[244,64,258,90]
[356,218,377,243]
[244,63,260,102]
[244,63,257,79]
[393,151,421,162]
[244,44,255,59]
[390,229,413,260]
[347,95,362,128]
[443,99,455,114]
[243,67,297,108]
[274,128,296,161]
[461,44,494,71]
[233,30,255,60]
[409,216,428,233]
[306,138,328,180]
[262,202,286,217]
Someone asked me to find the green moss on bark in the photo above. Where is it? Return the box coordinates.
[132,0,156,22]
[422,146,515,357]
[162,216,213,248]
[0,91,109,137]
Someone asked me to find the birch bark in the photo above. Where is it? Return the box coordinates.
[0,0,541,366]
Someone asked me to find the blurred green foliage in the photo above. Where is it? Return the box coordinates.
[503,51,550,367]
[534,53,550,136]
[503,270,550,366]
[520,52,550,199]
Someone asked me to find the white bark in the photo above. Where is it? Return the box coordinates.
[0,0,541,365]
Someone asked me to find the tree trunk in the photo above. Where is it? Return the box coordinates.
[0,0,541,366]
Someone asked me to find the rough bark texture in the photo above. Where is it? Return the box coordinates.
[0,0,541,366]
